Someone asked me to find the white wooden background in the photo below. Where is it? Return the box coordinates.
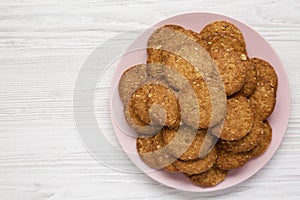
[0,0,300,199]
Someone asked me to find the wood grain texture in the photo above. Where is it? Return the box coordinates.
[0,0,300,199]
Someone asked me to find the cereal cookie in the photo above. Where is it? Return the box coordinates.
[118,64,148,103]
[216,149,251,170]
[237,59,257,97]
[178,77,226,129]
[210,49,247,96]
[130,83,152,125]
[148,24,200,54]
[173,147,217,174]
[124,101,160,135]
[145,62,166,79]
[186,165,228,187]
[147,84,181,127]
[200,33,246,55]
[147,24,201,78]
[251,120,272,158]
[211,95,253,141]
[200,21,246,50]
[163,42,218,90]
[250,58,278,120]
[131,83,180,127]
[218,119,264,153]
[163,53,202,90]
[163,162,179,173]
[137,131,177,169]
[129,78,168,125]
[136,132,163,168]
[162,126,215,160]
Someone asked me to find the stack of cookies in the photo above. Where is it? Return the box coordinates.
[118,21,278,187]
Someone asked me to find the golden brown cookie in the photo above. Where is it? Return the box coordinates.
[130,83,152,124]
[251,120,272,158]
[218,119,264,153]
[130,83,180,127]
[124,101,160,135]
[173,147,217,174]
[216,149,251,170]
[178,77,226,129]
[162,126,215,160]
[211,95,253,141]
[148,24,200,52]
[136,132,163,168]
[155,149,179,171]
[147,24,201,65]
[147,49,163,65]
[163,162,179,173]
[162,52,202,90]
[146,44,166,79]
[151,131,180,170]
[145,62,164,79]
[162,42,218,90]
[147,84,181,127]
[200,21,246,50]
[137,131,176,169]
[118,64,148,103]
[185,165,228,187]
[200,33,246,55]
[250,58,278,120]
[146,49,166,79]
[237,59,257,97]
[210,49,247,96]
[128,79,169,126]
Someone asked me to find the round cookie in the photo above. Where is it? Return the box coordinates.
[185,165,228,187]
[128,79,170,126]
[250,58,278,120]
[150,130,180,170]
[200,20,246,49]
[251,120,272,158]
[201,33,246,55]
[124,100,161,135]
[237,59,257,97]
[163,162,179,173]
[155,149,179,171]
[218,119,264,153]
[210,49,247,96]
[146,50,169,78]
[136,131,176,169]
[163,52,202,90]
[252,58,278,90]
[148,24,201,52]
[118,64,148,103]
[211,95,254,141]
[216,149,251,170]
[178,77,226,129]
[173,147,217,174]
[147,24,201,74]
[162,126,215,160]
[131,83,180,127]
[130,83,152,124]
[136,132,163,168]
[147,84,181,127]
[162,42,218,90]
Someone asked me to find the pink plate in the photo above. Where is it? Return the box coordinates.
[109,12,291,192]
